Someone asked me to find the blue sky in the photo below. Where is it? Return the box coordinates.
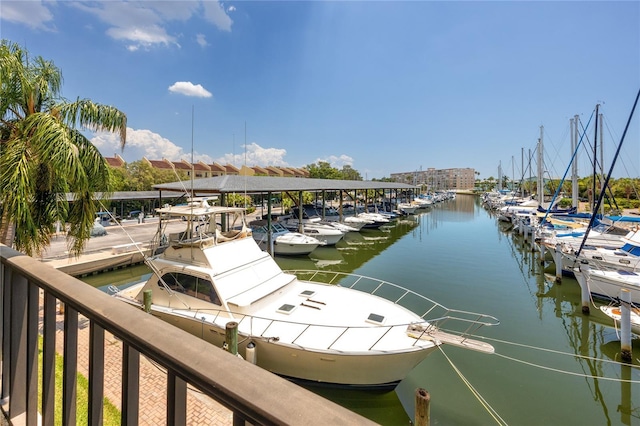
[2,1,639,180]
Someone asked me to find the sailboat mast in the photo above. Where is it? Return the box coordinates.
[537,126,544,206]
[571,115,579,209]
[575,89,640,257]
[592,104,599,212]
[599,111,604,215]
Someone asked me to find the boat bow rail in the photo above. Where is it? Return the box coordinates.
[286,270,500,351]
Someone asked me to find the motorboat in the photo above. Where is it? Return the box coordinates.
[599,304,640,335]
[283,219,345,246]
[356,212,390,229]
[251,220,322,256]
[113,201,499,389]
[574,263,640,306]
[397,203,418,215]
[292,204,365,232]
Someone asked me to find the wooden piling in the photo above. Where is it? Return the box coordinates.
[225,322,238,356]
[414,388,430,426]
[143,290,152,313]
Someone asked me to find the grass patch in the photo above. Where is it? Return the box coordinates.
[38,336,121,425]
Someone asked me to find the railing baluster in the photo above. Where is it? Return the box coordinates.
[1,261,11,403]
[41,292,56,426]
[63,305,78,426]
[89,322,105,426]
[9,271,27,424]
[122,342,140,426]
[167,371,187,426]
[27,280,39,425]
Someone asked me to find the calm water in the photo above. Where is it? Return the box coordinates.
[82,195,640,425]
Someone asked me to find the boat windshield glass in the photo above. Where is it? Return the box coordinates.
[160,272,221,305]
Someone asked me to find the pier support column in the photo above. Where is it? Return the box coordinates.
[620,289,632,363]
[575,262,590,314]
[225,322,238,356]
[143,290,152,313]
[554,244,563,283]
[414,388,430,426]
[530,228,536,251]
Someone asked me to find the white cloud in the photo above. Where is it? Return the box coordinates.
[315,155,354,169]
[168,82,213,98]
[92,130,287,169]
[196,33,208,48]
[92,127,214,165]
[203,1,233,32]
[1,1,56,31]
[69,1,232,50]
[107,25,178,49]
[216,143,288,168]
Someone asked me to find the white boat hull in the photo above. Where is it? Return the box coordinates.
[148,307,437,388]
[600,305,640,335]
[575,268,640,305]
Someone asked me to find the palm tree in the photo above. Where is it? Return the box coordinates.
[0,40,127,256]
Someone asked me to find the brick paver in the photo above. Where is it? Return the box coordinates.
[46,297,233,425]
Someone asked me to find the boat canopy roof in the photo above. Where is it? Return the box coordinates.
[154,175,418,195]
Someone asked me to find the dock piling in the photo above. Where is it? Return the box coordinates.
[143,290,152,313]
[620,289,632,363]
[225,322,238,356]
[414,388,430,426]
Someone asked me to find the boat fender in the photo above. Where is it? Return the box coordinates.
[246,341,257,364]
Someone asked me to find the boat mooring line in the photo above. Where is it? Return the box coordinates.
[437,346,508,426]
[492,352,640,384]
[481,334,640,370]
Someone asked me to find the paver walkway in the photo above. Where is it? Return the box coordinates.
[46,294,234,424]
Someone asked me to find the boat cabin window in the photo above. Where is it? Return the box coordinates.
[159,272,221,305]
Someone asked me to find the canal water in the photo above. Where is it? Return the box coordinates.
[81,195,640,425]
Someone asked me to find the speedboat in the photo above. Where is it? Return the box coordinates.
[113,201,498,389]
[251,221,322,256]
[574,263,640,306]
[599,304,640,335]
[398,202,418,215]
[283,219,345,246]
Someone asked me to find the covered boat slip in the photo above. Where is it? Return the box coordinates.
[153,174,420,217]
[154,174,419,196]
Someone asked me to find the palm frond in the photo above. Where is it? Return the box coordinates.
[57,99,127,149]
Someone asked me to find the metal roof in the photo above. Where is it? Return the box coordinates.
[65,190,185,202]
[153,175,417,194]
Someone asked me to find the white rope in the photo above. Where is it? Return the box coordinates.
[437,346,509,426]
[477,335,640,383]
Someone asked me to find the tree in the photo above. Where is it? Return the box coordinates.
[340,165,362,181]
[305,161,342,179]
[0,40,127,256]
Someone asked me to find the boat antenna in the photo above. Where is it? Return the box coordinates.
[575,89,640,258]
